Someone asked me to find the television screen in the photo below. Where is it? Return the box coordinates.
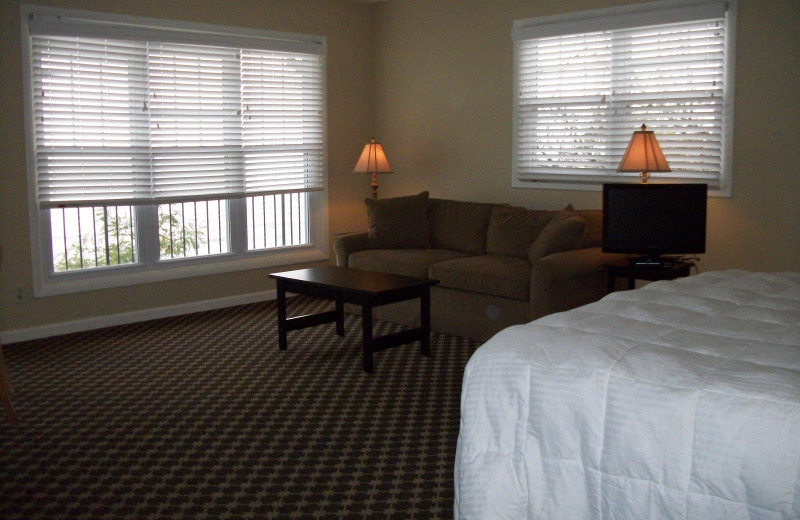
[602,183,707,264]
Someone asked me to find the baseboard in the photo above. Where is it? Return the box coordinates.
[1,290,278,345]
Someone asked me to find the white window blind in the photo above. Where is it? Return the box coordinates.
[28,12,325,208]
[512,0,735,192]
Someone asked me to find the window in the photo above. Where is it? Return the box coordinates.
[21,6,327,296]
[512,0,736,195]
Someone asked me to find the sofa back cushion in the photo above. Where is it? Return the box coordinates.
[365,191,430,249]
[428,198,494,255]
[486,206,555,259]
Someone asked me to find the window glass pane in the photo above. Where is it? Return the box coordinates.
[157,200,229,259]
[246,192,309,250]
[50,205,137,271]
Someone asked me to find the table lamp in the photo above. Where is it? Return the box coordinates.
[617,124,671,183]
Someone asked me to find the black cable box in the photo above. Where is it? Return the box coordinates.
[631,259,675,268]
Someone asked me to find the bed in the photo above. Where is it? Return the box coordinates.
[454,270,800,520]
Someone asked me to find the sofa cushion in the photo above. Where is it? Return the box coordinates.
[365,191,430,249]
[349,248,470,279]
[428,255,531,301]
[486,206,555,259]
[428,198,495,255]
[528,209,586,263]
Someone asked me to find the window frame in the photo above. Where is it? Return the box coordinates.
[511,0,737,196]
[21,5,328,298]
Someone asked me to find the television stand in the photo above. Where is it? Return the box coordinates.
[605,259,694,293]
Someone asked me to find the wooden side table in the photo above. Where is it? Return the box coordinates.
[606,261,693,293]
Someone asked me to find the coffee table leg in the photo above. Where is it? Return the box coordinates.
[335,300,345,337]
[361,302,374,373]
[276,280,288,350]
[420,286,431,357]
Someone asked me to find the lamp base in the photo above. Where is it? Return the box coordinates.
[371,172,379,199]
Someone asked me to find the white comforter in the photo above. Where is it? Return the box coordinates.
[455,270,800,520]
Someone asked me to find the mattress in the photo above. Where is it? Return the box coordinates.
[454,270,800,520]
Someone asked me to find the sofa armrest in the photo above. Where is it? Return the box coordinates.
[529,247,629,320]
[333,231,370,267]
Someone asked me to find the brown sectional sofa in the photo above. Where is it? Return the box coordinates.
[333,192,625,342]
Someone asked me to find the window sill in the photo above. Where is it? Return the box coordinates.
[36,245,328,298]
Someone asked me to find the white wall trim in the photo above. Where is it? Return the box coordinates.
[2,289,278,345]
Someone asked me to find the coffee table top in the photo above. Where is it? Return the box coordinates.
[270,265,438,295]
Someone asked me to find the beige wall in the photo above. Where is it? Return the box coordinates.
[371,0,800,273]
[2,0,799,338]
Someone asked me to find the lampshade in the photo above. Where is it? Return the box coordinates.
[353,138,392,174]
[616,124,671,183]
[353,138,392,198]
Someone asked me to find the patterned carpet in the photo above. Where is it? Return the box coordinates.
[0,296,481,519]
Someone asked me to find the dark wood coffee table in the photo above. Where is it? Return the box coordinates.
[269,266,439,373]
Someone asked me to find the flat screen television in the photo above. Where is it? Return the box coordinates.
[602,183,707,266]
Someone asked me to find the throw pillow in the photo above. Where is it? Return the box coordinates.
[565,203,602,248]
[365,191,431,249]
[486,206,555,259]
[576,209,603,248]
[528,210,586,263]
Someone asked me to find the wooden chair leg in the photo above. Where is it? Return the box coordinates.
[0,347,17,424]
[0,382,16,424]
[0,348,13,394]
